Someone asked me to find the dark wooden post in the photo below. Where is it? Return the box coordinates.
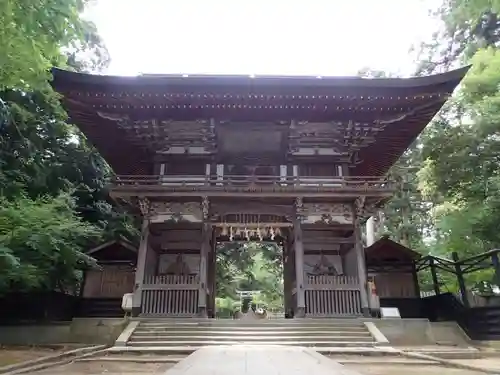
[452,252,469,308]
[132,216,150,317]
[294,197,306,318]
[198,197,210,317]
[491,252,500,287]
[411,261,421,298]
[352,202,369,316]
[429,257,441,295]
[78,270,88,298]
[282,237,292,318]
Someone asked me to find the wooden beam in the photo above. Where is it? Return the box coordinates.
[492,252,500,287]
[132,218,150,317]
[110,189,395,199]
[294,198,306,318]
[429,258,441,295]
[159,242,202,251]
[304,250,340,255]
[303,236,354,244]
[353,202,369,316]
[198,197,210,317]
[411,261,420,298]
[452,252,469,308]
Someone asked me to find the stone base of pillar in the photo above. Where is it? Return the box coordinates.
[361,307,370,317]
[131,306,141,317]
[295,307,305,318]
[198,306,207,318]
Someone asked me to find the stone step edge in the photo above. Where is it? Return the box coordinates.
[126,341,377,346]
[133,330,371,335]
[138,319,364,327]
[75,356,438,366]
[107,346,392,354]
[138,323,366,331]
[129,336,375,341]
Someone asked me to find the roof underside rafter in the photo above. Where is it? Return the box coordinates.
[51,67,470,176]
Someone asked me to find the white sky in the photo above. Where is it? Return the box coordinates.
[88,0,439,77]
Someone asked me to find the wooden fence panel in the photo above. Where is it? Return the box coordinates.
[305,276,362,316]
[141,274,199,316]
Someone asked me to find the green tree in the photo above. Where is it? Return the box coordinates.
[0,194,100,294]
[0,0,135,295]
[0,0,108,91]
[412,0,500,290]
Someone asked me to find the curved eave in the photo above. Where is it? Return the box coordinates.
[353,97,448,176]
[51,66,470,92]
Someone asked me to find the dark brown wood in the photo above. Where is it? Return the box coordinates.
[51,67,468,177]
[293,199,305,317]
[411,261,421,298]
[452,252,469,308]
[429,258,441,295]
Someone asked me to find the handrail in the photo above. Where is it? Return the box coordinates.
[110,174,393,189]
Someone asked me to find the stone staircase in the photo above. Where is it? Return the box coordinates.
[112,318,383,353]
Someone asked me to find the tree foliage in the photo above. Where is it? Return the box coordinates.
[377,0,500,291]
[0,0,109,91]
[0,1,135,295]
[0,194,100,294]
[216,242,284,312]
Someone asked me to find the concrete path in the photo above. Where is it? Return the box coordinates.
[164,345,363,375]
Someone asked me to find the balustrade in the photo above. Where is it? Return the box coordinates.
[111,174,393,191]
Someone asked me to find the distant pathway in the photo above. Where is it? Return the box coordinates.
[164,345,363,375]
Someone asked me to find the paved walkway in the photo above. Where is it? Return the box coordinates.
[165,345,363,375]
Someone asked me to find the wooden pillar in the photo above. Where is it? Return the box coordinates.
[206,227,217,318]
[198,197,210,317]
[132,217,150,317]
[78,270,88,298]
[282,237,293,318]
[294,197,306,318]
[353,202,369,316]
[411,261,421,298]
[492,252,500,287]
[429,258,441,295]
[452,252,469,308]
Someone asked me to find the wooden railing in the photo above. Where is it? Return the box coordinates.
[141,274,199,316]
[111,174,393,191]
[305,275,362,316]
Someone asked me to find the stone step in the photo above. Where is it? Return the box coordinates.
[109,345,394,355]
[138,319,364,324]
[126,340,376,347]
[129,335,375,342]
[137,316,365,323]
[139,322,365,329]
[132,330,372,337]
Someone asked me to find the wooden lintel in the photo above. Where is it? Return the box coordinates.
[142,283,198,291]
[304,250,340,255]
[303,237,354,244]
[110,189,394,199]
[158,249,201,255]
[305,284,360,291]
[213,222,292,227]
[159,242,201,250]
[210,203,292,216]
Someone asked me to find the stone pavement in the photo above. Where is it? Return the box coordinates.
[164,345,364,375]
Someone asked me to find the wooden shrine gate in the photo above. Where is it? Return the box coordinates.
[304,275,362,316]
[141,275,199,316]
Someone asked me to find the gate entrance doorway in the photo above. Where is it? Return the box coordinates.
[210,214,287,319]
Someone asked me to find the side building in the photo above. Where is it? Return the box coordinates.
[52,67,468,318]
